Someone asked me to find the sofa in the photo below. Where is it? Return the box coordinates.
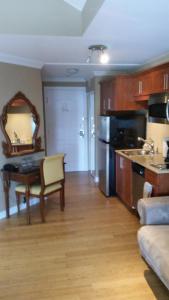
[137,196,169,290]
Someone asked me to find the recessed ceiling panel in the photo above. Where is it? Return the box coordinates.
[64,0,87,11]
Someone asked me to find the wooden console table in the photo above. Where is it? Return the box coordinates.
[2,169,40,224]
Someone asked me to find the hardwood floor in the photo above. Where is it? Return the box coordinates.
[0,172,168,299]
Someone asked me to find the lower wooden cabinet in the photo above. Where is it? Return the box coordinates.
[116,153,169,210]
[145,169,169,196]
[116,153,133,208]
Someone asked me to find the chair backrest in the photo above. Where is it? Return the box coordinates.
[41,153,65,186]
[143,181,153,198]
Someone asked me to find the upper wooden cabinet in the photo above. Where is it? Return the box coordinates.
[151,66,169,93]
[100,79,115,114]
[100,63,169,114]
[133,72,153,101]
[133,63,169,100]
[100,75,142,114]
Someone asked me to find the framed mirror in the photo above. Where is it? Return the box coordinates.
[1,92,42,157]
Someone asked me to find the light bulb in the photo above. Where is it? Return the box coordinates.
[100,52,109,64]
[86,55,91,64]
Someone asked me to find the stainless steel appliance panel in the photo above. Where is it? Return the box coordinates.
[98,116,110,142]
[148,93,169,124]
[98,140,110,196]
[132,163,145,209]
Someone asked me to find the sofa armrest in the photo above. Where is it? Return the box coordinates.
[137,196,169,225]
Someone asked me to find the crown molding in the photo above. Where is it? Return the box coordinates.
[42,76,86,82]
[138,52,169,72]
[0,52,43,69]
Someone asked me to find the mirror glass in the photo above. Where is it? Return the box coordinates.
[1,92,42,157]
[5,98,35,147]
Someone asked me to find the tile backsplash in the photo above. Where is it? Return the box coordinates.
[146,122,169,153]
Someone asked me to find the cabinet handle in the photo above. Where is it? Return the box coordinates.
[103,99,106,110]
[166,99,169,122]
[140,81,143,94]
[138,81,142,94]
[120,157,124,169]
[166,74,168,90]
[164,74,166,90]
[108,98,111,110]
[138,81,140,94]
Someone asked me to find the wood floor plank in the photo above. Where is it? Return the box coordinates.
[0,172,168,299]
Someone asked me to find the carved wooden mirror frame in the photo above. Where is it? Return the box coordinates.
[0,91,42,157]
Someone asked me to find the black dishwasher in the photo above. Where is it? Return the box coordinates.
[132,162,145,209]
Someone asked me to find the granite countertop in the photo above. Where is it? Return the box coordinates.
[115,149,169,174]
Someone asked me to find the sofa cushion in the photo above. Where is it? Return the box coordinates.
[137,196,169,225]
[138,226,169,290]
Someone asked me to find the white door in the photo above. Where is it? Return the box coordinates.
[88,91,95,177]
[44,86,88,172]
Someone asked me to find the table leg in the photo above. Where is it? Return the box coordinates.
[25,185,31,225]
[3,174,10,218]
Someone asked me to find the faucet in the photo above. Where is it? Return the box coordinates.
[138,137,155,154]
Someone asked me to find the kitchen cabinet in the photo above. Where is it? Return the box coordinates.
[116,152,169,211]
[100,75,142,114]
[145,169,169,196]
[151,66,169,93]
[116,153,133,208]
[100,62,169,112]
[133,72,152,101]
[100,79,115,115]
[133,64,169,100]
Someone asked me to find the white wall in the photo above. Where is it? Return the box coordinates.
[0,62,44,212]
[87,76,105,181]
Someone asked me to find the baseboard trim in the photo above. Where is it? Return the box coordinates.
[0,198,39,220]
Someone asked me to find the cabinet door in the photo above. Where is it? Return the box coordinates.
[116,154,125,200]
[151,67,169,93]
[100,79,115,114]
[116,76,146,110]
[116,154,133,207]
[145,169,169,196]
[134,73,152,97]
[123,157,133,207]
[106,79,115,111]
[141,73,152,95]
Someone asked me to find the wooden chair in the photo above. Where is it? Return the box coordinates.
[15,154,65,223]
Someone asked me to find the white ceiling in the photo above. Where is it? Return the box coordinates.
[0,0,169,80]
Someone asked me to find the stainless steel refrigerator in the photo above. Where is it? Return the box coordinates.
[97,113,146,196]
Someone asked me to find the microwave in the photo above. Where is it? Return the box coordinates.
[148,93,169,124]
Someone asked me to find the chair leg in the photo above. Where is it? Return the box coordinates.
[25,191,31,225]
[62,185,65,208]
[16,192,20,214]
[40,195,45,223]
[60,188,64,211]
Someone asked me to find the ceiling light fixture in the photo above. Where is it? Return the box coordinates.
[86,45,109,64]
[66,67,79,77]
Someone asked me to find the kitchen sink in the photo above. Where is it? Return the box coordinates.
[120,149,151,156]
